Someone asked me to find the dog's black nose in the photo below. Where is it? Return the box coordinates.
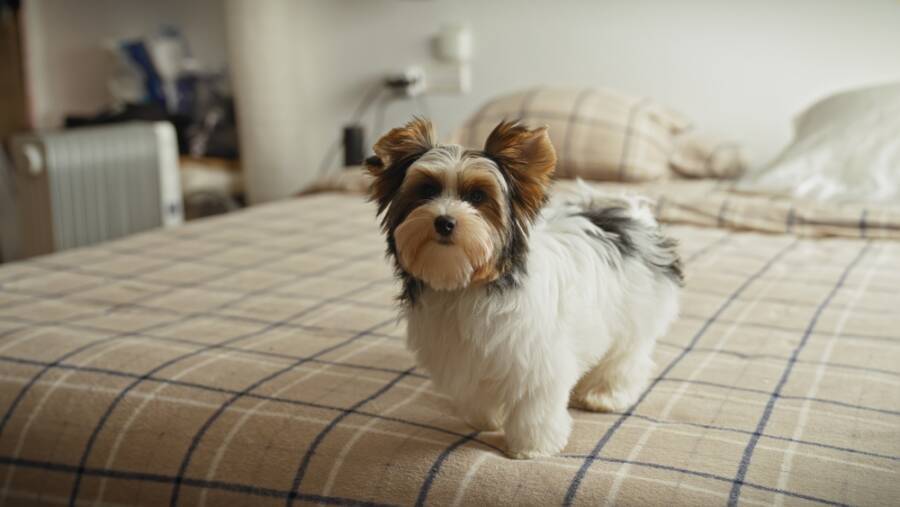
[434,215,456,237]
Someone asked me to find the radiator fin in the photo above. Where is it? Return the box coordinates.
[9,122,181,258]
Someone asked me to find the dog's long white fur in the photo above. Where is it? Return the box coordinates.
[405,185,681,458]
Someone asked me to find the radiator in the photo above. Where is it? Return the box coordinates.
[6,122,183,260]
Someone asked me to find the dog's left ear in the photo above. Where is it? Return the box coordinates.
[484,121,557,222]
[366,117,436,214]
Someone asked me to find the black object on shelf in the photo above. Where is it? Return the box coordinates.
[64,104,193,155]
[343,124,365,167]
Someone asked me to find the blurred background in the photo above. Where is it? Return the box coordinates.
[2,0,899,261]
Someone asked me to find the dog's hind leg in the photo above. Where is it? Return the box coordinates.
[572,277,679,413]
[569,340,655,413]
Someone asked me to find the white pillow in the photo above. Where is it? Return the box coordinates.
[736,83,900,203]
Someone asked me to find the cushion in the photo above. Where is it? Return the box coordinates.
[450,87,744,181]
[735,82,900,203]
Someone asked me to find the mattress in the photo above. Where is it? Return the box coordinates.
[0,183,897,506]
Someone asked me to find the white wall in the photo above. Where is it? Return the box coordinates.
[22,0,227,129]
[224,0,319,204]
[230,0,900,200]
[22,0,900,202]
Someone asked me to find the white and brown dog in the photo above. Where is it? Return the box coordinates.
[366,118,682,458]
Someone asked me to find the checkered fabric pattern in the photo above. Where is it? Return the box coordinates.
[449,87,745,181]
[0,188,898,506]
[557,179,900,241]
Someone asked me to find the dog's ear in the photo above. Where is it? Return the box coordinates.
[366,117,436,214]
[484,121,557,222]
[372,117,436,167]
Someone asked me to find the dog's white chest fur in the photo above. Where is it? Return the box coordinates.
[405,193,680,458]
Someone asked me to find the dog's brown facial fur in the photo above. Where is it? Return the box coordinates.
[366,118,558,301]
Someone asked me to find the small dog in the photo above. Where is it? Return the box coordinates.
[366,118,682,458]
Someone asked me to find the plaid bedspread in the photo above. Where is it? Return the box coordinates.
[0,187,898,506]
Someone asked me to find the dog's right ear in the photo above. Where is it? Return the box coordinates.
[366,117,436,214]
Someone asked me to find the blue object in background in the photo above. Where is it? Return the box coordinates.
[120,40,167,108]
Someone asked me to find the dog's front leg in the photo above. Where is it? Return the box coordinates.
[504,372,574,459]
[457,384,507,431]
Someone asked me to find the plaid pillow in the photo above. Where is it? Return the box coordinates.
[450,87,744,181]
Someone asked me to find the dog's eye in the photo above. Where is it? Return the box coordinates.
[464,189,487,205]
[418,183,441,200]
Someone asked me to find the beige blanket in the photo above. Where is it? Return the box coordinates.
[0,183,897,506]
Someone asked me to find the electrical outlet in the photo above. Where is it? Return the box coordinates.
[384,66,426,97]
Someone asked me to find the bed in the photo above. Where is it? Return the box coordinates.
[0,179,898,506]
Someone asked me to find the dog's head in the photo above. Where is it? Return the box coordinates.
[366,118,556,296]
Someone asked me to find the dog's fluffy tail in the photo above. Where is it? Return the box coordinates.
[553,179,683,285]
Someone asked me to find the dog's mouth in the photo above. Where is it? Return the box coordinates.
[393,209,497,291]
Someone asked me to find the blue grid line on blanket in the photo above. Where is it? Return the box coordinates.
[0,204,376,505]
[727,241,873,506]
[0,355,505,455]
[64,265,390,505]
[558,455,849,507]
[0,235,376,442]
[7,273,894,322]
[657,377,900,416]
[677,313,898,345]
[0,218,375,313]
[3,279,894,375]
[3,196,896,506]
[0,240,381,343]
[0,265,391,308]
[2,352,896,464]
[286,367,417,506]
[0,309,404,345]
[618,411,899,463]
[4,289,895,361]
[0,449,849,507]
[5,311,894,391]
[655,341,900,379]
[8,333,899,414]
[416,431,480,507]
[0,456,395,506]
[167,318,398,506]
[28,228,364,281]
[683,232,732,265]
[7,203,359,283]
[562,238,799,506]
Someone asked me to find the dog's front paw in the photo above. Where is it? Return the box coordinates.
[458,404,505,432]
[506,445,559,460]
[463,412,502,432]
[504,418,570,460]
[574,387,639,413]
[505,436,566,460]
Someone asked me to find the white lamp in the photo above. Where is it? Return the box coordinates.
[429,24,473,94]
[436,24,472,64]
